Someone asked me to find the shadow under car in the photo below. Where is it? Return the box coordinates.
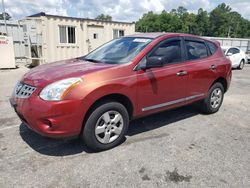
[19,104,200,156]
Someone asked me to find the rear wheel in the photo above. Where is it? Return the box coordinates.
[238,59,245,70]
[82,101,129,151]
[200,82,224,114]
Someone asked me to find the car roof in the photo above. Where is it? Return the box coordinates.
[126,32,165,39]
[221,46,240,50]
[126,32,207,39]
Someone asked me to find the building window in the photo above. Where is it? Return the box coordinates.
[68,27,76,43]
[23,25,27,32]
[59,25,76,44]
[93,33,98,39]
[113,29,124,39]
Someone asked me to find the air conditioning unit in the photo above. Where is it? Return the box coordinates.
[0,35,15,69]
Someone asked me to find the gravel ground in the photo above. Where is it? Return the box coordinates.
[0,64,249,188]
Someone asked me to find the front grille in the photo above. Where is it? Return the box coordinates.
[15,82,36,98]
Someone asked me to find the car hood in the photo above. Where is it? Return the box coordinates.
[22,58,115,87]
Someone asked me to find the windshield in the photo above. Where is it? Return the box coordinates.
[83,37,152,64]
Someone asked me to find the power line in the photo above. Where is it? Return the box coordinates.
[1,0,8,35]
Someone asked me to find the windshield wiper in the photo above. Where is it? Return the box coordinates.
[83,58,102,63]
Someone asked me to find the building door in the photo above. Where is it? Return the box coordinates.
[87,25,104,52]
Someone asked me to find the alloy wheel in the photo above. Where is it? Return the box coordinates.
[210,88,222,109]
[240,61,244,69]
[95,110,124,144]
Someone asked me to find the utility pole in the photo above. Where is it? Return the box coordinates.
[1,0,8,35]
[227,26,231,38]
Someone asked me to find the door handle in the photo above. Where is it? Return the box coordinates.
[176,70,187,76]
[210,64,216,70]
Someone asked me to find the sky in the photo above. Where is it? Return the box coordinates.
[2,0,250,22]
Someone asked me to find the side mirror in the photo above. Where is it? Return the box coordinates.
[226,52,233,56]
[142,56,164,70]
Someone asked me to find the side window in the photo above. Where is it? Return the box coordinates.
[185,40,208,60]
[234,48,240,54]
[227,48,234,54]
[228,48,239,55]
[148,40,182,64]
[207,41,217,55]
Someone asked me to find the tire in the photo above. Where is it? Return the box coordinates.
[238,59,244,70]
[82,101,129,151]
[200,82,224,114]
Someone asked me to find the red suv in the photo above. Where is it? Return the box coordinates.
[10,33,232,151]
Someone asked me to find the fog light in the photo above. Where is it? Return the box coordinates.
[42,119,53,128]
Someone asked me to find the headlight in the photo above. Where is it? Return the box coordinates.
[40,77,82,101]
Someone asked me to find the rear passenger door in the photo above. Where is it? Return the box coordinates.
[183,37,217,101]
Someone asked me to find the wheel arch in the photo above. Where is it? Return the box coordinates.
[81,93,134,132]
[210,77,228,93]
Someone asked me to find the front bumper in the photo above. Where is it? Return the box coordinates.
[10,93,84,138]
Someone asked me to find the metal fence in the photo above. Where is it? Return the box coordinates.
[204,36,250,52]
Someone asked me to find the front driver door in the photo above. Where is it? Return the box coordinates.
[136,37,188,115]
[227,48,237,66]
[232,48,241,65]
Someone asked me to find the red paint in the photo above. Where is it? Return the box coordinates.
[10,33,232,138]
[0,40,8,44]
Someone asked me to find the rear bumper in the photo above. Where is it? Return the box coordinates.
[9,95,84,138]
[225,67,232,92]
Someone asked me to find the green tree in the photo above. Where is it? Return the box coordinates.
[135,11,160,32]
[209,3,232,37]
[0,12,11,20]
[135,3,250,38]
[228,11,242,37]
[195,8,209,36]
[177,6,187,16]
[95,14,112,21]
[159,10,182,32]
[170,9,177,15]
[180,12,197,34]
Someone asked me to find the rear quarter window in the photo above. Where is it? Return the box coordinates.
[206,41,218,55]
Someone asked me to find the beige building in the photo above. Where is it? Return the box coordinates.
[22,12,135,65]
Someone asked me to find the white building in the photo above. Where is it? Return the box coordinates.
[22,12,135,65]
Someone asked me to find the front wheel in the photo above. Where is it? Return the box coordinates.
[238,60,245,70]
[200,82,224,114]
[82,101,129,151]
